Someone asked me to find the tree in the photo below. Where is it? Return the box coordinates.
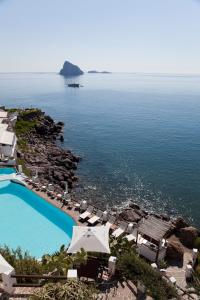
[42,246,88,275]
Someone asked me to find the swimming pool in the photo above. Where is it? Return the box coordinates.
[0,180,76,257]
[0,168,16,175]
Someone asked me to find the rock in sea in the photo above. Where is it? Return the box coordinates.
[59,60,84,76]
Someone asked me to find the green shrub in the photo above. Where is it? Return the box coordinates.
[157,259,168,269]
[29,281,98,300]
[0,246,43,282]
[118,251,177,300]
[194,237,200,251]
[15,119,37,136]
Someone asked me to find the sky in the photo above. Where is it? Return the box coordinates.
[0,0,200,73]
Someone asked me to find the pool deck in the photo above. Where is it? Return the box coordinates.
[26,183,82,226]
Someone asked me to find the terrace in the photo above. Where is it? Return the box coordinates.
[0,169,199,299]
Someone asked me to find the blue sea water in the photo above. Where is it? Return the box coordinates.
[0,180,75,257]
[0,72,200,226]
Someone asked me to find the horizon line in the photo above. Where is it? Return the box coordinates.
[1,71,200,77]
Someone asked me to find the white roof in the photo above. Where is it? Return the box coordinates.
[67,226,110,254]
[0,123,8,130]
[0,254,14,274]
[0,130,15,145]
[0,111,8,118]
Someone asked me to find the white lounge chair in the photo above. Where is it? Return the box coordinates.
[112,221,128,238]
[88,210,103,225]
[79,205,94,221]
[105,215,116,229]
[125,228,138,242]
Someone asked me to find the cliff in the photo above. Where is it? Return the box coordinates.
[59,61,84,76]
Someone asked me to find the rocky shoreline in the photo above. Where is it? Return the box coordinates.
[118,202,199,249]
[15,108,80,193]
[14,108,199,250]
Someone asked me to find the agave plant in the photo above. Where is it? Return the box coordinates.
[29,281,98,300]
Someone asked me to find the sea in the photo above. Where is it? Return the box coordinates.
[0,72,200,226]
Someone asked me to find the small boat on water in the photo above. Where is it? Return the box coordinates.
[67,83,82,88]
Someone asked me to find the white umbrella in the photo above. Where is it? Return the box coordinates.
[0,254,14,274]
[67,226,110,254]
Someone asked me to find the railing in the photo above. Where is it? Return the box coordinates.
[11,274,69,288]
[11,274,68,280]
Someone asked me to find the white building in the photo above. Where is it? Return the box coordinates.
[0,111,8,119]
[0,111,17,157]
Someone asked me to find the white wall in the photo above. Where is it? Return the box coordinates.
[0,135,16,157]
[138,242,167,262]
[0,144,13,156]
[139,243,157,262]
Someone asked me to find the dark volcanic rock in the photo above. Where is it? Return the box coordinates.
[129,202,140,210]
[173,217,189,231]
[18,109,80,192]
[179,226,199,248]
[166,241,184,261]
[119,209,141,223]
[60,61,84,76]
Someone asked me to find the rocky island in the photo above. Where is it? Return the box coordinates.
[59,60,84,76]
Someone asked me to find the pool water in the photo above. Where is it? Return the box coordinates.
[0,180,76,257]
[0,168,16,175]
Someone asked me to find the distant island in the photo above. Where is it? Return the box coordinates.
[88,70,111,74]
[59,61,84,76]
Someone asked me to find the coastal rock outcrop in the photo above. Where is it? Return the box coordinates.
[179,226,199,248]
[119,208,142,223]
[166,241,184,261]
[173,217,189,231]
[16,109,80,192]
[59,61,83,76]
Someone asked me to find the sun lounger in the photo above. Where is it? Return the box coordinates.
[79,205,94,221]
[125,228,138,242]
[105,215,116,228]
[112,221,128,238]
[88,210,103,225]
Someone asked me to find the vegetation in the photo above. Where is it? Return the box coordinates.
[0,246,43,281]
[29,281,97,300]
[0,245,87,282]
[193,238,200,294]
[110,237,177,300]
[15,119,37,136]
[194,237,200,251]
[14,108,43,175]
[41,245,88,275]
[5,108,19,113]
[14,108,42,136]
[157,259,168,269]
[0,241,179,299]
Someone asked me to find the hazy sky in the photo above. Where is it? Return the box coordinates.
[0,0,200,73]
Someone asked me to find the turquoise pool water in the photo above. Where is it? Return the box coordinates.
[0,180,76,257]
[0,168,16,175]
